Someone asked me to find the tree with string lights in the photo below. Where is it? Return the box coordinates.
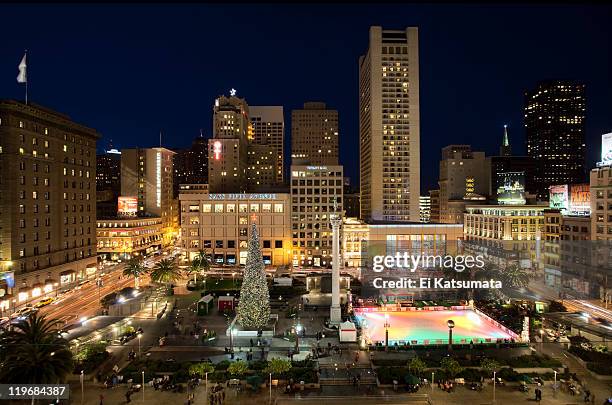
[236,222,270,330]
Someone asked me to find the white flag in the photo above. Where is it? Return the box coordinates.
[17,53,27,83]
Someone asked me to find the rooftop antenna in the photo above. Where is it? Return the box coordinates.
[159,130,162,147]
[199,128,204,138]
[503,124,509,147]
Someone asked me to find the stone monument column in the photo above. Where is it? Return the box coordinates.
[330,199,342,325]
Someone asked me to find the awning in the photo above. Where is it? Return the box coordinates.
[0,294,13,301]
[60,270,76,276]
[44,278,57,285]
[31,282,43,288]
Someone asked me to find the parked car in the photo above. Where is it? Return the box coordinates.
[11,305,36,319]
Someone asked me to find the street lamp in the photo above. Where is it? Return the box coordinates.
[205,371,209,405]
[431,371,435,392]
[447,320,455,351]
[493,370,496,405]
[295,323,303,354]
[141,371,145,402]
[553,370,557,396]
[138,332,142,357]
[539,329,544,351]
[384,313,390,351]
[80,370,84,405]
[269,372,272,404]
[229,327,235,358]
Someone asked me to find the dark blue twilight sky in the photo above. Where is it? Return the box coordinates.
[1,4,611,191]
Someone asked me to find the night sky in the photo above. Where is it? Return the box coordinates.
[1,4,611,191]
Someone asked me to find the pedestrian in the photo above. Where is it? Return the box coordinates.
[250,338,254,347]
[125,391,131,403]
[99,394,104,405]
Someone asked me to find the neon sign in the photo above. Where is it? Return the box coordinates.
[213,141,222,160]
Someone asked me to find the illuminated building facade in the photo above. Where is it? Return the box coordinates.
[208,94,250,193]
[438,145,489,224]
[249,106,284,184]
[464,205,547,269]
[97,216,162,261]
[0,100,98,310]
[419,195,431,223]
[429,189,440,223]
[525,81,586,200]
[591,166,612,241]
[179,184,291,266]
[290,165,343,267]
[96,147,122,218]
[359,26,420,222]
[247,144,278,192]
[173,133,208,196]
[120,147,177,244]
[291,102,338,165]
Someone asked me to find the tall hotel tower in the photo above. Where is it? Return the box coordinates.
[359,26,421,222]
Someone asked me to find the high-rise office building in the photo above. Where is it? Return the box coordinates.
[247,144,278,192]
[525,81,586,200]
[208,94,250,193]
[121,147,177,244]
[250,106,284,184]
[96,146,122,218]
[290,165,343,267]
[291,102,338,165]
[359,26,420,222]
[488,125,538,199]
[174,132,208,196]
[0,100,99,308]
[438,145,490,224]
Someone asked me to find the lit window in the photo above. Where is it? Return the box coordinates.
[250,204,259,212]
[226,204,235,213]
[202,204,211,213]
[274,204,284,213]
[214,204,224,213]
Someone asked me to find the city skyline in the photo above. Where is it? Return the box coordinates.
[1,4,611,192]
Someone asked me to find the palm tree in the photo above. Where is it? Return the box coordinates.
[0,313,73,384]
[150,258,182,286]
[123,256,146,288]
[186,250,210,284]
[501,263,530,290]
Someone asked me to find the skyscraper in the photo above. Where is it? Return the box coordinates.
[438,145,489,224]
[249,106,284,184]
[208,94,250,193]
[173,132,208,196]
[96,146,122,218]
[359,26,420,222]
[0,100,98,306]
[525,81,586,200]
[121,147,177,244]
[291,102,338,165]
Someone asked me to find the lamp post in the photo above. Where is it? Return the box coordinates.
[447,320,455,351]
[269,372,272,404]
[493,370,496,404]
[80,370,84,405]
[431,371,435,392]
[229,327,234,358]
[539,329,544,352]
[553,370,557,396]
[295,322,302,354]
[384,313,390,351]
[142,371,145,403]
[205,371,209,405]
[138,332,142,357]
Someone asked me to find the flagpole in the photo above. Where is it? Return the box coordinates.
[24,49,28,105]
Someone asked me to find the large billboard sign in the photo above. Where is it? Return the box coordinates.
[549,185,569,211]
[569,184,590,216]
[118,196,138,215]
[599,133,612,167]
[549,184,590,216]
[496,171,526,205]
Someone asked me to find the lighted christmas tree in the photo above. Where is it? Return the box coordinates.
[236,222,270,329]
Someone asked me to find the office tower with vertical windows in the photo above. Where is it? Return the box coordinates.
[96,146,122,218]
[291,102,338,165]
[121,147,177,244]
[525,81,586,200]
[0,100,99,309]
[438,145,489,224]
[290,165,343,268]
[208,95,250,193]
[174,133,208,196]
[429,189,440,223]
[247,144,278,192]
[359,26,420,222]
[250,106,284,184]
